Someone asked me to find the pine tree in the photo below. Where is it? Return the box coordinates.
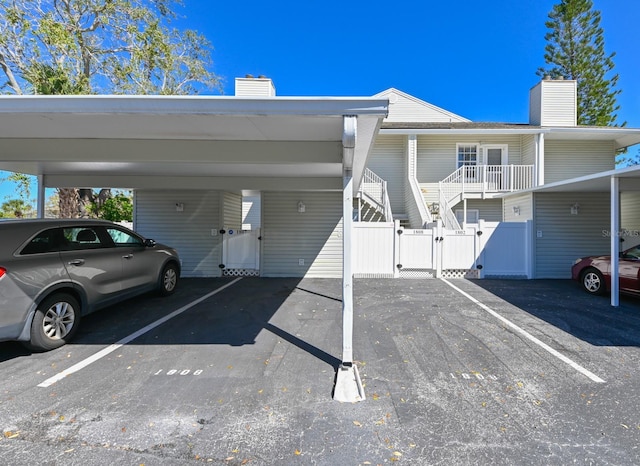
[538,0,621,126]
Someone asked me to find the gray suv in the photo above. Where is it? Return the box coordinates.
[0,219,180,351]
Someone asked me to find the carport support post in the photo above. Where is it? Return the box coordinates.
[342,169,354,365]
[333,116,365,403]
[611,176,620,306]
[37,174,45,218]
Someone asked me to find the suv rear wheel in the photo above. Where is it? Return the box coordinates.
[26,293,81,352]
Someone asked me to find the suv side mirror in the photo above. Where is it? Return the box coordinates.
[144,238,156,247]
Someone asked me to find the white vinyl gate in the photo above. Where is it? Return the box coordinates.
[354,220,531,279]
[221,228,261,276]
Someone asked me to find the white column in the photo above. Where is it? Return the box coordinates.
[341,115,356,365]
[37,174,45,218]
[333,116,365,402]
[342,168,354,363]
[536,133,545,186]
[610,176,620,307]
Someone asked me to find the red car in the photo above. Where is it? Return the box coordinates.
[572,245,640,295]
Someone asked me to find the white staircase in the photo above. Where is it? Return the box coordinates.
[355,168,393,222]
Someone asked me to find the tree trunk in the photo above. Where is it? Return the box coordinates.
[78,188,95,218]
[58,188,79,218]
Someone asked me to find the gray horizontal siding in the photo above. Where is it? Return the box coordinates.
[622,192,640,247]
[262,192,342,278]
[416,135,523,183]
[380,90,468,123]
[242,195,261,230]
[534,192,610,278]
[223,192,242,230]
[135,190,222,277]
[540,81,576,127]
[503,193,533,222]
[451,199,503,222]
[522,135,536,166]
[544,140,614,184]
[368,135,406,214]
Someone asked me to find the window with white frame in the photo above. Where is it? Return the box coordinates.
[456,144,479,168]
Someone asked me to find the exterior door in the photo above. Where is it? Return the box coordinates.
[222,228,261,273]
[484,145,507,190]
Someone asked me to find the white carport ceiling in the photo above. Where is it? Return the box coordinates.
[0,95,388,192]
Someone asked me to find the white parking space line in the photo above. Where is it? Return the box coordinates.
[441,278,606,384]
[38,277,243,388]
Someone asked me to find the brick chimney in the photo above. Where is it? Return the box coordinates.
[234,75,276,97]
[529,77,577,127]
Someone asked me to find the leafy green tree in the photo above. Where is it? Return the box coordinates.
[1,172,34,201]
[0,0,220,215]
[0,0,220,95]
[1,198,33,218]
[616,148,640,167]
[90,192,133,222]
[538,0,621,127]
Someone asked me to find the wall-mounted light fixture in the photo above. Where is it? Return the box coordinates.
[297,201,306,213]
[512,206,520,216]
[570,203,580,215]
[175,202,184,212]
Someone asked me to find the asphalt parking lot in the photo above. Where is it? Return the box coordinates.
[1,277,640,465]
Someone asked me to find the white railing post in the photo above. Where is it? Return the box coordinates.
[509,164,513,191]
[481,165,486,197]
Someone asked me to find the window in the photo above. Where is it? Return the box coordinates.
[456,144,479,168]
[21,229,64,255]
[61,227,107,250]
[106,227,144,246]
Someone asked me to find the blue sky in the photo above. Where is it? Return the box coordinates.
[2,0,639,201]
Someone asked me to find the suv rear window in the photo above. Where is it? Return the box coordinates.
[60,227,109,250]
[21,226,112,254]
[20,228,63,255]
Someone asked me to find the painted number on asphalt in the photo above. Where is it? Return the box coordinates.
[153,369,204,376]
[450,372,498,381]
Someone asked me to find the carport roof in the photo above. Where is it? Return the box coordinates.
[381,122,640,150]
[0,95,389,192]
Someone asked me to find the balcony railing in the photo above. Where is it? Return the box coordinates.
[440,165,534,203]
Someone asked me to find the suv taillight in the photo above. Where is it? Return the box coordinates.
[0,267,5,279]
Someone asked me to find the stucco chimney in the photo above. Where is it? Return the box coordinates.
[529,78,577,127]
[235,75,276,97]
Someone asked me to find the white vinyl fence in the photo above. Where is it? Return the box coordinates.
[354,220,531,279]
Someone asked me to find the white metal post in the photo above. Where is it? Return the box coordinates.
[37,174,45,218]
[436,219,443,278]
[342,169,354,364]
[610,176,620,307]
[393,219,401,278]
[333,115,365,402]
[536,133,545,187]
